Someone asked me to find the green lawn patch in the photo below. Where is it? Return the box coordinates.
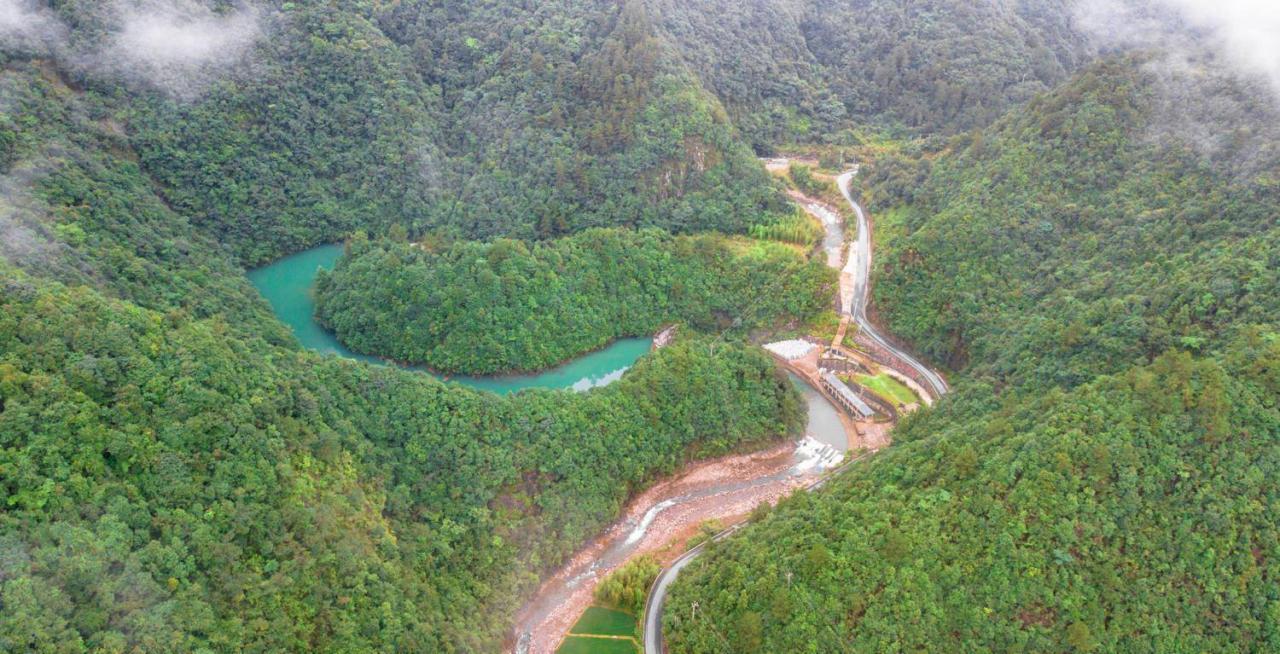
[855,372,919,406]
[558,634,640,654]
[568,606,637,637]
[556,635,639,654]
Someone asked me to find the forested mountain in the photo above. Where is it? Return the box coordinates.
[5,1,1280,653]
[1,267,803,651]
[668,338,1280,652]
[648,0,1089,146]
[315,229,834,374]
[664,57,1280,651]
[5,0,1094,265]
[364,0,787,253]
[0,5,810,651]
[866,56,1280,384]
[13,0,788,265]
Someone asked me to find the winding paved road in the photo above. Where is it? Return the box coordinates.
[642,166,949,654]
[837,171,949,399]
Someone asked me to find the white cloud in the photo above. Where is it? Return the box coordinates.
[1075,0,1280,97]
[2,1,266,99]
[0,0,68,56]
[1159,0,1280,94]
[98,1,264,99]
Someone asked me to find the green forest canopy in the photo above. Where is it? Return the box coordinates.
[11,0,1093,264]
[664,57,1280,652]
[3,2,1279,653]
[0,267,805,651]
[38,0,790,265]
[0,30,810,652]
[315,228,835,374]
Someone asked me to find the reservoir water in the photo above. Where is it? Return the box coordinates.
[247,244,652,394]
[789,372,848,452]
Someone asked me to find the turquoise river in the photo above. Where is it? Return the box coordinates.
[248,244,653,394]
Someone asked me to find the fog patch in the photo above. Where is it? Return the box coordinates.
[0,148,87,276]
[0,0,68,56]
[0,167,57,267]
[1074,0,1280,173]
[1157,0,1280,97]
[1075,0,1280,99]
[95,1,265,99]
[0,534,31,582]
[2,1,267,99]
[1141,50,1280,174]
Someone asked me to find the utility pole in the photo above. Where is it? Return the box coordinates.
[789,570,854,654]
[691,599,733,649]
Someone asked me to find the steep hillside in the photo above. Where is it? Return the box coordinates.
[667,338,1280,652]
[0,271,803,652]
[867,57,1280,385]
[664,58,1280,652]
[0,26,804,654]
[649,0,1090,145]
[7,0,1094,268]
[13,0,785,264]
[365,0,787,250]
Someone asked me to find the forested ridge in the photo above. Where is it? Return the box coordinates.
[4,1,1280,653]
[668,337,1280,652]
[7,0,1094,265]
[0,19,809,652]
[1,268,804,651]
[866,57,1280,384]
[664,58,1280,652]
[14,0,791,265]
[647,0,1088,146]
[315,228,835,374]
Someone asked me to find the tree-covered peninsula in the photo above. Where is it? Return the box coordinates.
[315,229,835,374]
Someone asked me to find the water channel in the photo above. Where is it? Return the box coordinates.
[247,244,653,394]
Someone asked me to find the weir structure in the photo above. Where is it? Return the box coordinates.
[819,370,874,418]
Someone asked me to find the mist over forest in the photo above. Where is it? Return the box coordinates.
[1,2,1278,653]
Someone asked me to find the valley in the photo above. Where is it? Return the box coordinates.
[2,3,1278,654]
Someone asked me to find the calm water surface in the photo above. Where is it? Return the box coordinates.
[247,244,652,394]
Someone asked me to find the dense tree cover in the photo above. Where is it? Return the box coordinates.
[664,57,1280,652]
[749,209,823,246]
[867,58,1280,383]
[787,164,831,197]
[0,52,806,652]
[6,1,1277,652]
[646,0,1090,145]
[0,58,288,344]
[595,556,661,616]
[804,0,1087,133]
[369,0,789,245]
[0,268,804,652]
[667,337,1280,652]
[314,228,835,374]
[24,0,787,265]
[11,0,1102,267]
